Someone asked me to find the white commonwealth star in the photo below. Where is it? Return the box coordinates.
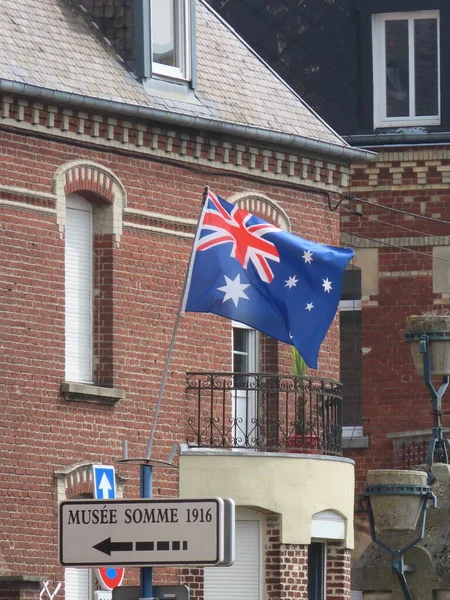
[303,250,313,264]
[285,275,298,289]
[306,302,314,311]
[322,278,332,293]
[217,274,250,307]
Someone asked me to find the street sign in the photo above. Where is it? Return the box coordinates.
[93,465,116,500]
[112,585,189,600]
[59,498,224,567]
[96,566,124,590]
[92,464,125,590]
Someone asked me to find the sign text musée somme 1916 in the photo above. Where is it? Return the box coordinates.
[59,498,224,567]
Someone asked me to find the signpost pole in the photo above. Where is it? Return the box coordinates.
[140,464,153,599]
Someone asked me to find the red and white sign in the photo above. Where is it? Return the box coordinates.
[96,567,125,591]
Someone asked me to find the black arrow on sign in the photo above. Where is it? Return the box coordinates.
[93,537,133,556]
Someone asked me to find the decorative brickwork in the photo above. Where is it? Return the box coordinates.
[350,148,450,192]
[53,160,127,242]
[230,191,291,231]
[0,95,349,194]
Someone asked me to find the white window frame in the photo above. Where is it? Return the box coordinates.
[65,194,94,383]
[372,10,440,128]
[232,322,260,448]
[151,0,191,81]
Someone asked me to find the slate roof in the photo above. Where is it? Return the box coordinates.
[0,0,353,151]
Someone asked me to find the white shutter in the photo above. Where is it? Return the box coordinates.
[204,518,261,600]
[64,568,92,600]
[65,194,93,383]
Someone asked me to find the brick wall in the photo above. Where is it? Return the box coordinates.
[326,543,351,600]
[0,580,42,600]
[343,147,450,496]
[0,105,343,590]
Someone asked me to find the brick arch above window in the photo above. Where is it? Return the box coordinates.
[52,160,127,245]
[229,191,291,232]
[54,461,127,503]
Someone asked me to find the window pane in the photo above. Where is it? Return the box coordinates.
[415,18,438,116]
[340,311,362,427]
[233,328,256,389]
[308,542,325,599]
[233,328,251,373]
[385,20,409,117]
[152,0,179,67]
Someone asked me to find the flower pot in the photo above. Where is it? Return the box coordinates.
[405,315,450,376]
[366,470,427,532]
[286,434,318,454]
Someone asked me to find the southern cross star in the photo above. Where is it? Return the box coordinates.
[303,250,313,264]
[218,274,250,307]
[306,302,314,311]
[322,278,332,293]
[285,275,298,288]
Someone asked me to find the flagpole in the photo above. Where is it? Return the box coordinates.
[144,185,210,460]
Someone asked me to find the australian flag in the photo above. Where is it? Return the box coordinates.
[183,190,354,369]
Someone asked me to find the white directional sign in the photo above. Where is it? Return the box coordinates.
[92,465,116,500]
[59,498,224,567]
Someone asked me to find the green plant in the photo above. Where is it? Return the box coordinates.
[291,348,308,434]
[291,347,307,376]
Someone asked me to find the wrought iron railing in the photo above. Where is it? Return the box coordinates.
[186,373,343,455]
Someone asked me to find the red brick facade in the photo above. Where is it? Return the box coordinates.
[1,93,352,599]
[342,146,450,512]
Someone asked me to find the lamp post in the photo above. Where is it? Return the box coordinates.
[361,470,435,600]
[405,314,450,481]
[360,314,450,599]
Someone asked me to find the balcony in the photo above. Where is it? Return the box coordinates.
[180,373,354,547]
[185,372,343,455]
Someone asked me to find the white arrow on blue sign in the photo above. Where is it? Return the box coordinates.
[93,465,116,500]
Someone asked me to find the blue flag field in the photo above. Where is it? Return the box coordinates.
[183,191,354,369]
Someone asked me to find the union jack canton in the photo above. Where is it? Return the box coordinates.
[183,190,354,369]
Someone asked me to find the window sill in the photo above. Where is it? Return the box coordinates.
[342,428,369,449]
[61,382,125,405]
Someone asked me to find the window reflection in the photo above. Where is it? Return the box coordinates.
[385,20,409,118]
[415,18,438,116]
[152,0,178,67]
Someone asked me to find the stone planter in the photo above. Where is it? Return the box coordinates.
[405,315,450,376]
[367,469,428,532]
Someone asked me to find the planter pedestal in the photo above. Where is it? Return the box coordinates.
[405,315,450,376]
[367,470,428,532]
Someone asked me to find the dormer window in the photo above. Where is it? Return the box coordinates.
[151,0,191,80]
